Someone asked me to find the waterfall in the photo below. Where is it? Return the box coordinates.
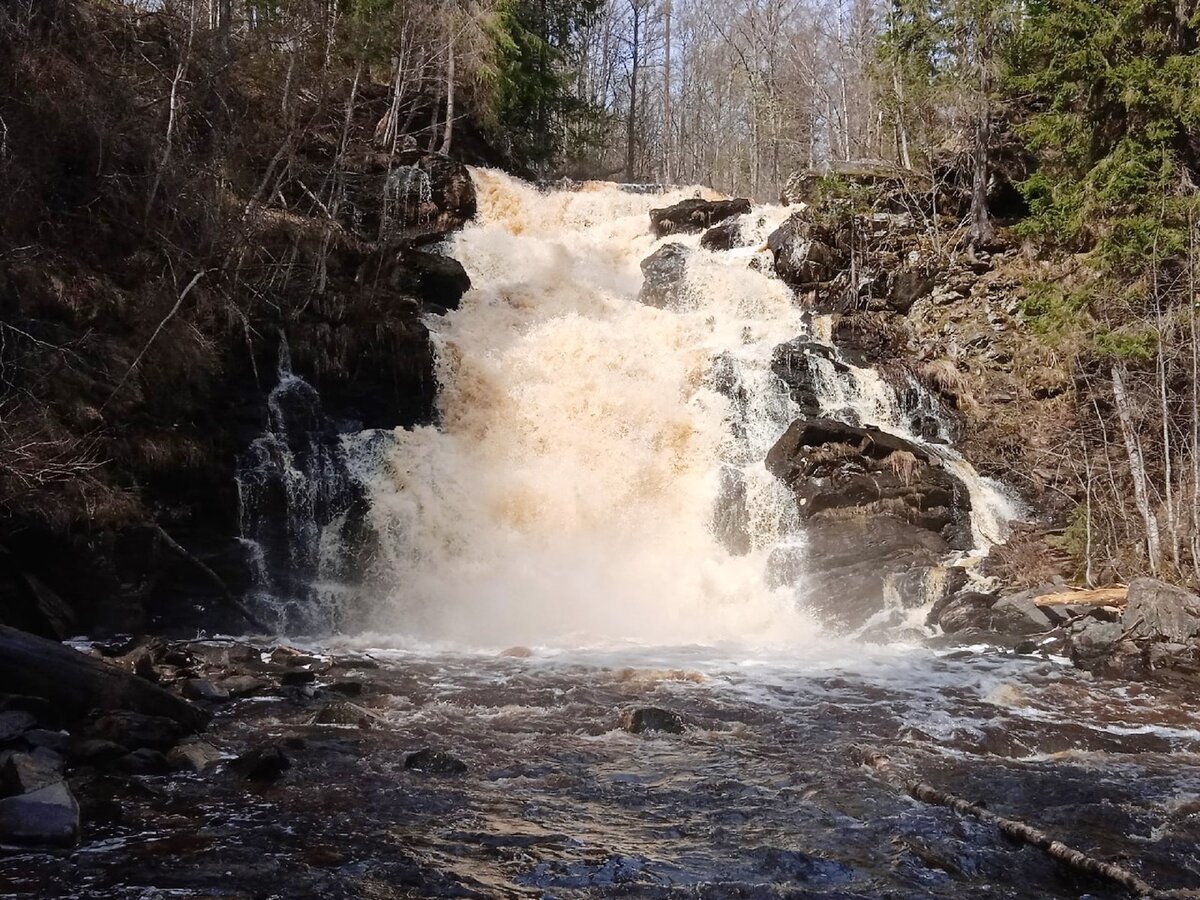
[348,170,1016,648]
[235,337,368,632]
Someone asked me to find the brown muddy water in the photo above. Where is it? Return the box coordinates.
[2,640,1200,898]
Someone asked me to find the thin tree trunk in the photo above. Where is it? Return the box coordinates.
[441,29,456,155]
[1113,363,1163,572]
[625,0,640,181]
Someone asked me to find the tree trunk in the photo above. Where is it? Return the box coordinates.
[442,31,456,155]
[625,0,640,181]
[662,0,671,183]
[1113,363,1163,571]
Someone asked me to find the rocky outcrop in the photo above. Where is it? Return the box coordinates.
[638,242,692,308]
[650,198,751,238]
[766,418,973,628]
[770,339,852,418]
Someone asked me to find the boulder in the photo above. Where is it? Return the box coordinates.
[0,748,64,796]
[929,590,998,634]
[404,748,468,775]
[781,161,910,206]
[765,418,972,545]
[989,595,1054,636]
[385,248,471,312]
[638,242,691,309]
[700,219,743,251]
[312,701,377,729]
[280,670,317,687]
[0,710,36,743]
[168,740,222,774]
[650,197,751,238]
[229,745,290,782]
[0,781,79,846]
[181,679,230,703]
[219,675,271,698]
[70,738,128,765]
[114,748,171,775]
[85,711,183,752]
[767,214,842,287]
[623,708,686,735]
[1123,578,1200,644]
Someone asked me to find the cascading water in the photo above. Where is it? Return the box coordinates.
[345,170,1017,648]
[236,337,368,632]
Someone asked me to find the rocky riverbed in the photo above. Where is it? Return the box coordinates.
[3,634,1200,898]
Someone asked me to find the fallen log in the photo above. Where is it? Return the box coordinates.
[0,625,209,732]
[1034,586,1128,608]
[850,745,1192,898]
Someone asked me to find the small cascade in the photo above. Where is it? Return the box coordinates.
[235,337,368,632]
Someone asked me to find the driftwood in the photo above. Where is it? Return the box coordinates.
[850,745,1193,899]
[1034,586,1128,608]
[0,625,209,732]
[152,525,268,633]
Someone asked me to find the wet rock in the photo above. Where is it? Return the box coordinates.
[700,219,743,251]
[989,595,1054,636]
[0,694,57,723]
[404,748,468,775]
[622,707,686,735]
[929,591,997,633]
[0,710,36,743]
[281,670,317,687]
[650,197,751,238]
[638,242,691,309]
[230,745,290,782]
[181,679,230,703]
[220,675,271,698]
[85,711,183,752]
[312,701,377,729]
[499,646,533,658]
[21,729,70,755]
[766,417,972,546]
[1123,578,1200,643]
[767,214,841,286]
[711,466,751,556]
[832,313,912,365]
[0,748,64,796]
[771,339,851,416]
[325,680,365,697]
[0,781,79,846]
[70,738,129,765]
[114,748,171,775]
[386,248,471,312]
[167,740,222,774]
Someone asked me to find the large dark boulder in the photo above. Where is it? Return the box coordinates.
[766,418,972,545]
[384,248,471,312]
[638,242,692,309]
[650,198,751,238]
[700,219,743,251]
[767,418,974,629]
[766,214,843,286]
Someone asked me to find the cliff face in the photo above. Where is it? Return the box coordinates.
[0,3,479,635]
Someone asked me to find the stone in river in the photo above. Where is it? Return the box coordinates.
[0,781,79,846]
[623,708,686,735]
[404,748,468,776]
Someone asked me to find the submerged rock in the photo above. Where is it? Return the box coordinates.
[230,745,290,782]
[85,711,183,752]
[168,740,222,774]
[404,748,468,775]
[622,708,686,735]
[650,197,750,238]
[312,701,377,729]
[0,781,79,846]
